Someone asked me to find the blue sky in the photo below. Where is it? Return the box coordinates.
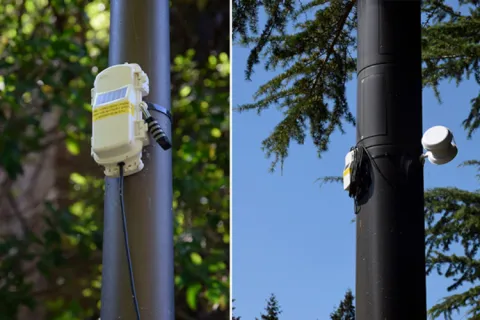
[231,6,479,320]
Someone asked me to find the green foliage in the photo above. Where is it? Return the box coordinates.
[421,1,480,137]
[330,289,355,320]
[0,1,108,318]
[259,294,282,320]
[172,49,230,316]
[232,299,241,320]
[424,161,480,320]
[0,0,105,180]
[0,0,229,319]
[233,0,479,171]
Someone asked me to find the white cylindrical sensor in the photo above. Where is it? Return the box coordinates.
[421,126,458,165]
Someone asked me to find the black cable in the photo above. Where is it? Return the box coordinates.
[144,116,172,150]
[140,103,172,150]
[362,146,392,186]
[349,147,366,214]
[348,145,397,214]
[118,162,141,320]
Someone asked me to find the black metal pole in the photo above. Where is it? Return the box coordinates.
[355,0,426,319]
[100,0,174,319]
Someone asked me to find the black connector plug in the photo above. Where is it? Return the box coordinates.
[145,117,172,150]
[140,103,172,150]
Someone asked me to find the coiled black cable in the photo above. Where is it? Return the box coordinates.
[348,145,395,214]
[140,103,172,150]
[348,146,371,214]
[118,162,141,320]
[144,117,171,150]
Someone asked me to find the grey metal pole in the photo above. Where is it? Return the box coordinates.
[100,0,174,319]
[355,0,426,319]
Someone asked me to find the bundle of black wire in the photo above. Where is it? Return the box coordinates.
[118,162,141,320]
[348,146,371,213]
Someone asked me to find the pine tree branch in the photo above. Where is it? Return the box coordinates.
[424,54,478,61]
[428,285,480,320]
[309,0,356,96]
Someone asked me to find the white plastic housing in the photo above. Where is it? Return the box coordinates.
[343,149,355,191]
[91,63,150,177]
[421,125,458,165]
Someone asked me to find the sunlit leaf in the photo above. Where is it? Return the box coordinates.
[180,85,192,97]
[65,138,80,155]
[211,128,222,138]
[190,252,203,265]
[186,283,202,310]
